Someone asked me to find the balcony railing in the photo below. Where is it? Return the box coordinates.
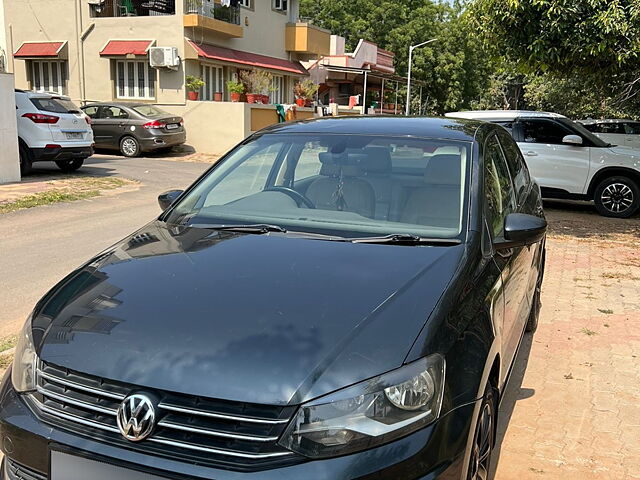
[184,0,240,25]
[89,0,175,17]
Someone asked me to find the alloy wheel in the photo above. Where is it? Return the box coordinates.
[600,182,634,214]
[468,403,493,480]
[121,138,138,157]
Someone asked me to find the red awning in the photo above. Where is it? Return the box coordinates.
[188,41,308,75]
[100,40,154,56]
[14,42,66,58]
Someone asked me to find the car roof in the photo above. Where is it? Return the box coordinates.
[16,89,72,100]
[257,116,488,142]
[445,110,568,122]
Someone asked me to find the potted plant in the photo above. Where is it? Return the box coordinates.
[240,70,260,104]
[226,80,245,102]
[213,92,223,102]
[186,75,205,101]
[293,82,306,107]
[294,79,318,107]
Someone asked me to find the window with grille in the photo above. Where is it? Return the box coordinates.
[239,0,251,7]
[200,64,225,101]
[273,0,287,11]
[115,60,156,99]
[30,61,67,95]
[271,75,284,104]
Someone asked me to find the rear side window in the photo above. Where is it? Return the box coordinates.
[594,123,625,134]
[521,119,571,145]
[30,97,80,114]
[495,128,530,204]
[624,122,640,134]
[484,135,516,238]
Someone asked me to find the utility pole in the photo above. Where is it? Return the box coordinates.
[406,38,437,116]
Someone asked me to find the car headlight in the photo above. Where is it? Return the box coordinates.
[11,316,37,393]
[279,354,445,458]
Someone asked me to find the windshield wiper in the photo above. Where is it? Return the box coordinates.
[349,234,462,245]
[189,223,287,234]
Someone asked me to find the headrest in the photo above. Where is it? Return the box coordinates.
[319,152,347,165]
[360,147,392,174]
[424,155,462,185]
[320,164,363,177]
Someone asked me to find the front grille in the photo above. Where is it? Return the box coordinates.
[28,361,301,471]
[6,459,47,480]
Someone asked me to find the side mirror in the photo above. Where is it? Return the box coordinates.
[495,213,547,250]
[158,189,183,211]
[562,134,583,146]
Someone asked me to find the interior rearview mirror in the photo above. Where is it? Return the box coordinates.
[158,189,184,211]
[494,213,547,250]
[562,134,583,146]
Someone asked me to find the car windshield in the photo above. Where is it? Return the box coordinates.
[166,134,471,240]
[558,118,610,147]
[30,97,81,114]
[133,105,170,118]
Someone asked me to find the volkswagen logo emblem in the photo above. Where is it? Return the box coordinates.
[117,394,156,442]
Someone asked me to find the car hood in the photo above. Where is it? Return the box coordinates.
[33,221,464,405]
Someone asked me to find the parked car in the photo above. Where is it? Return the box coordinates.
[2,117,546,480]
[447,110,640,218]
[577,118,640,150]
[15,89,94,175]
[80,103,186,157]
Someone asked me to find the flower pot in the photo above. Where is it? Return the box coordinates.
[261,95,269,104]
[187,91,199,101]
[230,92,241,102]
[246,93,259,104]
[240,93,247,103]
[213,92,223,102]
[295,98,305,107]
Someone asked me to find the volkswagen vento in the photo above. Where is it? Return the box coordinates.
[1,117,546,480]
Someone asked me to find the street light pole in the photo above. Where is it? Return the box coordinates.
[405,38,437,116]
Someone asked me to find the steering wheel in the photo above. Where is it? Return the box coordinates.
[265,187,316,209]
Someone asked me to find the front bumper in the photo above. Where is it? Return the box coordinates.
[31,146,94,162]
[0,373,475,480]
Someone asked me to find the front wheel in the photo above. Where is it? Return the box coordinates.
[593,176,640,218]
[467,384,496,480]
[55,159,84,172]
[120,136,141,158]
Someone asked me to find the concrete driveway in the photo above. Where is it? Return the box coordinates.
[0,154,211,337]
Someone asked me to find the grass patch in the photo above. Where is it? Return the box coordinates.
[601,272,640,281]
[598,308,614,315]
[0,334,17,353]
[0,353,12,370]
[581,327,598,336]
[0,177,132,214]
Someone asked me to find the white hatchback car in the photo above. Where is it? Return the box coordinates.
[446,110,640,217]
[16,90,94,175]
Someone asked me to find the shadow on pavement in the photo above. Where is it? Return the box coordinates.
[489,333,535,479]
[25,163,119,180]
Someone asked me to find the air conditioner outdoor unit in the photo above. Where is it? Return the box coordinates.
[149,47,180,69]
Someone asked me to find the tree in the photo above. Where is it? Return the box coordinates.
[300,0,494,114]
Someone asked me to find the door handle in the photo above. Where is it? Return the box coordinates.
[524,151,538,157]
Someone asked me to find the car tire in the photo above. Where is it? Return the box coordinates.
[526,249,545,333]
[593,176,640,218]
[120,136,141,158]
[19,144,33,176]
[467,383,496,480]
[55,159,84,172]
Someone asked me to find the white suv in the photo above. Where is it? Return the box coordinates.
[16,90,94,175]
[446,110,640,218]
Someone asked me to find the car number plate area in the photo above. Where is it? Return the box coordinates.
[51,452,170,480]
[65,132,84,140]
[166,123,179,130]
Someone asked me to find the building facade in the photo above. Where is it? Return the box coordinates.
[4,0,331,106]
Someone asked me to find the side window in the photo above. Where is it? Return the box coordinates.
[102,106,128,119]
[484,135,516,239]
[292,141,327,181]
[624,122,640,134]
[581,123,601,133]
[598,123,624,134]
[82,106,99,119]
[496,129,530,204]
[203,142,284,206]
[521,119,572,145]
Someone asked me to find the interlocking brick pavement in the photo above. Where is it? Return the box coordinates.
[493,204,640,479]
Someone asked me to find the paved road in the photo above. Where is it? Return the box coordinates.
[0,155,211,337]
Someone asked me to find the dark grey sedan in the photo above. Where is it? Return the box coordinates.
[81,103,186,157]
